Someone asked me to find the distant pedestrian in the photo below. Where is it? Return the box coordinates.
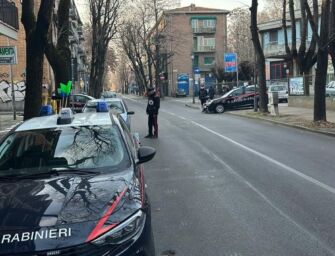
[208,86,215,100]
[145,87,160,138]
[199,85,208,111]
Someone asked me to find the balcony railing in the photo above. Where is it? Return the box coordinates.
[193,46,216,52]
[0,0,19,30]
[193,27,216,34]
[263,40,311,57]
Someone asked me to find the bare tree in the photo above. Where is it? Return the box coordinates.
[44,0,71,99]
[305,0,331,121]
[21,0,54,120]
[228,8,254,63]
[120,20,149,95]
[250,0,268,113]
[88,0,122,98]
[282,0,318,95]
[258,0,283,22]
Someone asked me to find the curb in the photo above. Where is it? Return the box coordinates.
[185,103,200,110]
[227,112,335,138]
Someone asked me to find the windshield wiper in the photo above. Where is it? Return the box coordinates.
[49,168,100,176]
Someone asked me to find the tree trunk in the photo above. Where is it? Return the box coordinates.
[24,39,44,120]
[313,0,330,121]
[21,0,54,120]
[250,0,268,113]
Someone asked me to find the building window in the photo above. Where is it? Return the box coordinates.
[203,38,215,47]
[204,57,215,65]
[191,19,198,28]
[203,19,216,28]
[270,61,286,80]
[269,30,278,44]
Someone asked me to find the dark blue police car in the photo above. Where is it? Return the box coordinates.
[204,86,262,113]
[0,105,156,255]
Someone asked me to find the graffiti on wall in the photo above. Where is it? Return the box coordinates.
[0,80,26,103]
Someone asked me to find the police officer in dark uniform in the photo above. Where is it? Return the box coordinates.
[199,85,208,111]
[145,87,160,138]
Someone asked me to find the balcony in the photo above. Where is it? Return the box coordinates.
[193,46,216,53]
[263,40,311,57]
[0,0,18,30]
[192,27,216,34]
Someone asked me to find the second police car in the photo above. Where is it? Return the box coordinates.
[204,86,263,113]
[0,103,156,256]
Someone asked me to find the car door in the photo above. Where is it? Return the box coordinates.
[229,88,244,109]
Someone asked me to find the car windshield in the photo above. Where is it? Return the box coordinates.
[0,125,130,176]
[270,85,285,91]
[84,101,124,113]
[101,91,116,98]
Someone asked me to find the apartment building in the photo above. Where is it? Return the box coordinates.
[151,4,229,96]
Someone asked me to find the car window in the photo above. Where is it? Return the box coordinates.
[109,101,125,113]
[230,88,243,97]
[76,95,88,103]
[0,125,131,176]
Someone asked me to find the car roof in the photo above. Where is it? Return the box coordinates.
[16,112,114,132]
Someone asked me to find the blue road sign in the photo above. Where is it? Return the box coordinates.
[224,53,237,73]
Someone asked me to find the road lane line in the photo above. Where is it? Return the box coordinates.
[190,120,335,195]
[125,98,335,195]
[203,148,335,255]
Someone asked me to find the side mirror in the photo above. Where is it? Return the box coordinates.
[137,146,156,164]
[127,111,135,115]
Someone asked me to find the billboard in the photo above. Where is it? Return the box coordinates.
[224,53,237,72]
[289,77,304,95]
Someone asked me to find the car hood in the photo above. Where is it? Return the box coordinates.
[0,168,143,253]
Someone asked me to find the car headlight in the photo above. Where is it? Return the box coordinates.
[206,100,213,105]
[91,210,145,245]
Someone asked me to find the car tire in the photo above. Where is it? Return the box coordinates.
[215,104,225,113]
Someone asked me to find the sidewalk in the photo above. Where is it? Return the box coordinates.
[0,113,23,135]
[182,97,335,137]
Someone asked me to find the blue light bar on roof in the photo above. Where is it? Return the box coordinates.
[96,101,109,112]
[40,105,53,116]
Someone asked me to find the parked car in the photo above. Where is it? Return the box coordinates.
[204,86,265,113]
[83,98,134,129]
[69,93,95,113]
[101,90,117,99]
[0,107,156,256]
[326,81,335,97]
[268,85,288,102]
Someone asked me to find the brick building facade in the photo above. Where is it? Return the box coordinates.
[152,4,229,96]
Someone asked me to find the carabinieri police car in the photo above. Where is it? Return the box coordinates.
[0,104,156,256]
[204,86,262,113]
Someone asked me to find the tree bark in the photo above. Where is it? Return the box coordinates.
[313,0,330,121]
[250,0,268,113]
[21,0,54,120]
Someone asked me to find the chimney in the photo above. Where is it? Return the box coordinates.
[189,4,195,11]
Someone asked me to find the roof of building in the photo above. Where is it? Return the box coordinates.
[165,4,229,14]
[16,112,114,132]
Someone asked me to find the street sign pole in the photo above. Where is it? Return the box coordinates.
[236,53,239,87]
[9,64,16,120]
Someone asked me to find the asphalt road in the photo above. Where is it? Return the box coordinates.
[124,95,335,256]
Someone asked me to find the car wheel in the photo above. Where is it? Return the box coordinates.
[215,104,225,113]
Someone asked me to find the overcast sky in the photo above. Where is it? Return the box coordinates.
[75,0,266,23]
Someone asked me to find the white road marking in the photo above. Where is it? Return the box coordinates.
[190,120,335,195]
[124,97,335,194]
[205,149,335,255]
[163,111,335,195]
